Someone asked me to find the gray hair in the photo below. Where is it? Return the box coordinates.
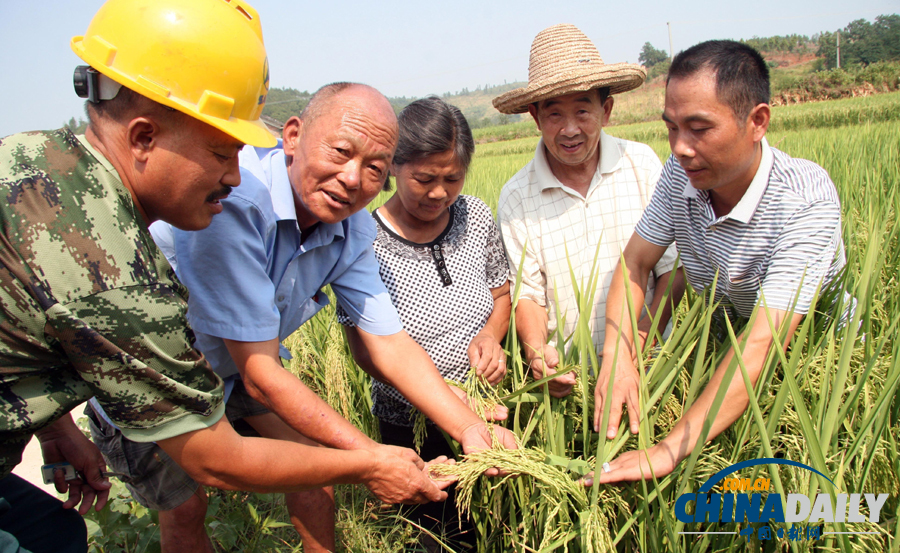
[299,82,357,125]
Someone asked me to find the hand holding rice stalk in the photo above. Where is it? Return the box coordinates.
[429,445,626,552]
[411,366,510,451]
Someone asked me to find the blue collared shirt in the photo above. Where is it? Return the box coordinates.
[152,141,402,379]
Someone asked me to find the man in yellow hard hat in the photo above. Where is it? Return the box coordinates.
[0,2,450,552]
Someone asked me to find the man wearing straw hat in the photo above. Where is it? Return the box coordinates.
[495,24,682,398]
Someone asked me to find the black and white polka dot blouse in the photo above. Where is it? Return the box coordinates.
[338,195,510,426]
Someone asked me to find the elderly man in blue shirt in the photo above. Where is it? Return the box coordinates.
[89,82,515,553]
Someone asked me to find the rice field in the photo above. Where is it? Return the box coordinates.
[86,92,900,552]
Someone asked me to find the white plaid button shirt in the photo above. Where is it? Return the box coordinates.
[498,131,679,351]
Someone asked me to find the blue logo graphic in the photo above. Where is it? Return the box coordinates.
[674,457,886,542]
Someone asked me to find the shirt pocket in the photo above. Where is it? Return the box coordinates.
[294,291,330,324]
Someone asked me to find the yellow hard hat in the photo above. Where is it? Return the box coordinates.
[71,0,276,148]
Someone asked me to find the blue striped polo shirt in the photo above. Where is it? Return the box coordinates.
[635,138,845,317]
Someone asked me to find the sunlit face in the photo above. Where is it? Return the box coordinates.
[392,150,466,224]
[663,70,767,194]
[284,87,397,230]
[137,116,243,230]
[528,90,613,172]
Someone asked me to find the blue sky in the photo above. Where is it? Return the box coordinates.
[1,0,896,137]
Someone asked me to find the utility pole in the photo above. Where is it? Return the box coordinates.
[836,31,841,69]
[668,22,674,61]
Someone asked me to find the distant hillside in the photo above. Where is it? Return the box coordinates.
[437,83,529,129]
[261,87,311,126]
[261,83,527,130]
[250,14,900,132]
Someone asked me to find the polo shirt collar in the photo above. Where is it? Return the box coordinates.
[729,137,773,223]
[597,131,622,175]
[533,131,617,191]
[268,148,299,223]
[680,137,774,223]
[533,139,560,190]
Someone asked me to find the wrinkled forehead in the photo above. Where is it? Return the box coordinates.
[536,89,603,113]
[308,88,398,153]
[341,108,398,152]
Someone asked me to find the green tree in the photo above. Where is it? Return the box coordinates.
[742,34,813,54]
[261,87,311,125]
[639,42,668,67]
[817,14,900,69]
[64,116,88,134]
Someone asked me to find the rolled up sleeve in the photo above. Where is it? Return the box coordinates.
[57,285,224,443]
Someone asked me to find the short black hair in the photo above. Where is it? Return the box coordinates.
[85,83,184,135]
[668,40,770,121]
[391,96,474,187]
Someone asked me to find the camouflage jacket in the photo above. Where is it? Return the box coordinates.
[0,129,224,477]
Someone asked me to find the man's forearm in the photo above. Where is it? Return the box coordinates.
[360,331,488,442]
[601,260,650,359]
[34,412,80,442]
[246,366,378,450]
[658,310,801,464]
[640,268,685,334]
[515,298,549,362]
[225,338,378,451]
[159,420,382,492]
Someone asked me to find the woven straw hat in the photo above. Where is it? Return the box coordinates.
[493,24,647,114]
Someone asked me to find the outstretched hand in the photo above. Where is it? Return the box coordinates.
[424,456,458,487]
[371,443,425,470]
[593,350,641,439]
[458,422,518,477]
[582,442,677,485]
[364,447,449,505]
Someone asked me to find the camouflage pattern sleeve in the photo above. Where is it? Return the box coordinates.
[0,129,224,476]
[52,285,225,442]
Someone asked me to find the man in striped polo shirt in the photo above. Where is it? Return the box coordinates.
[590,40,846,483]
